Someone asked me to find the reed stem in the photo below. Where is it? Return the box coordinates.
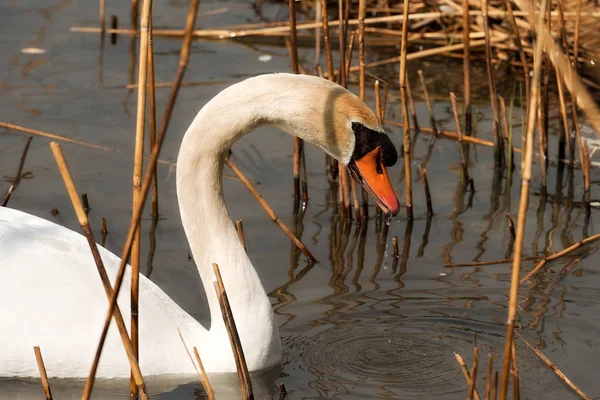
[33,346,53,400]
[462,0,471,135]
[1,135,33,207]
[399,0,412,218]
[213,263,254,399]
[499,0,546,396]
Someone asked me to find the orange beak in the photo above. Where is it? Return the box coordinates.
[348,146,400,216]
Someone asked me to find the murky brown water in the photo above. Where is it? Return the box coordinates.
[1,1,599,399]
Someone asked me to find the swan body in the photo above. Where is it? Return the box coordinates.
[0,73,398,379]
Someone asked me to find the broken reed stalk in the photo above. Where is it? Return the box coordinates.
[417,70,438,135]
[485,353,494,400]
[319,0,334,81]
[177,329,215,400]
[500,0,547,396]
[418,165,433,216]
[212,263,254,400]
[462,0,471,135]
[405,79,419,131]
[148,16,159,219]
[82,193,91,215]
[86,0,200,391]
[101,217,108,246]
[450,92,472,188]
[225,158,316,262]
[468,339,479,400]
[520,230,600,282]
[392,235,399,258]
[444,255,543,268]
[0,121,116,152]
[194,347,215,400]
[235,219,247,253]
[398,0,412,218]
[481,0,501,166]
[49,142,149,400]
[454,353,482,400]
[515,330,591,399]
[1,135,33,207]
[289,0,305,205]
[33,346,53,400]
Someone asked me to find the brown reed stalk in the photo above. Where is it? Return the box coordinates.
[505,0,529,107]
[450,93,473,188]
[444,255,544,268]
[521,230,600,282]
[82,193,91,215]
[319,0,334,81]
[177,329,215,400]
[226,158,316,262]
[358,0,366,99]
[492,371,498,400]
[86,0,200,392]
[510,340,520,400]
[392,235,399,258]
[213,263,253,399]
[406,79,419,132]
[236,219,247,253]
[148,16,159,220]
[515,330,590,399]
[49,142,149,400]
[485,353,494,400]
[499,97,514,170]
[418,164,433,216]
[481,0,501,165]
[573,0,582,74]
[101,217,108,246]
[462,0,471,136]
[289,0,304,204]
[0,121,115,152]
[500,0,546,396]
[345,30,356,79]
[417,70,438,135]
[375,80,381,119]
[130,1,153,394]
[1,135,33,207]
[582,143,591,194]
[194,347,215,400]
[454,353,482,400]
[399,0,412,219]
[468,340,479,400]
[33,346,53,400]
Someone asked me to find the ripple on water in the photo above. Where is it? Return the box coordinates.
[282,320,473,399]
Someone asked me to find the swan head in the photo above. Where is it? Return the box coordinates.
[308,79,400,217]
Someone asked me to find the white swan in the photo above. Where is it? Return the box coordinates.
[0,73,399,379]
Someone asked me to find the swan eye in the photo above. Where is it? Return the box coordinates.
[351,122,364,132]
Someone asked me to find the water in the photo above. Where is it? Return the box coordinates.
[1,1,599,399]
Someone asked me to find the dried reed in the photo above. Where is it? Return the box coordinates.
[177,329,215,400]
[235,219,247,253]
[450,93,473,189]
[520,230,600,282]
[462,0,472,135]
[454,352,482,400]
[510,340,520,400]
[213,263,253,399]
[1,135,33,207]
[515,330,590,399]
[33,346,53,400]
[101,217,108,247]
[481,0,501,165]
[82,193,91,216]
[85,0,200,390]
[225,158,316,262]
[418,164,433,216]
[468,339,479,400]
[398,0,412,218]
[392,235,399,258]
[148,15,159,220]
[417,70,438,135]
[485,353,494,400]
[499,0,547,396]
[48,142,149,400]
